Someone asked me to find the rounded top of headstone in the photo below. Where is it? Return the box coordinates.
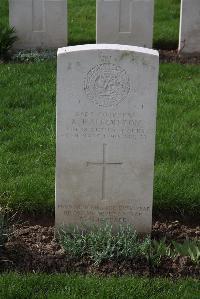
[57,44,159,57]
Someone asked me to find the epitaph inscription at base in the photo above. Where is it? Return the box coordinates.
[56,44,159,233]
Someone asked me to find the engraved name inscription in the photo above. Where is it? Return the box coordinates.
[65,111,146,140]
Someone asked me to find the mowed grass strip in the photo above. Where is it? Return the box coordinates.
[0,62,56,213]
[1,0,180,49]
[0,0,8,27]
[0,62,199,215]
[154,63,200,214]
[153,0,180,49]
[0,273,199,299]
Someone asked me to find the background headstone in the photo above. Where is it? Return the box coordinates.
[96,0,154,48]
[56,44,159,233]
[179,0,200,55]
[9,0,67,49]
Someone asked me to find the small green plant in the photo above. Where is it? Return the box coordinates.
[59,224,151,265]
[12,49,56,63]
[149,239,200,267]
[0,207,18,258]
[149,238,173,267]
[173,240,200,264]
[0,24,17,59]
[0,207,9,254]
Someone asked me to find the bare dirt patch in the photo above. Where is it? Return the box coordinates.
[159,50,200,64]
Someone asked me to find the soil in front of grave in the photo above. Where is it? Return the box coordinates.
[1,50,200,65]
[0,221,199,278]
[159,50,200,64]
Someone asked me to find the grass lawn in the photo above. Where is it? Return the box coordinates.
[0,0,181,49]
[153,0,180,49]
[0,0,8,29]
[0,274,199,299]
[0,62,199,216]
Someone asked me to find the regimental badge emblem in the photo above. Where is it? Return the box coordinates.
[84,63,130,108]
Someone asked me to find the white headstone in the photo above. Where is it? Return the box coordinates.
[56,44,159,233]
[179,0,200,55]
[9,0,67,49]
[96,0,154,48]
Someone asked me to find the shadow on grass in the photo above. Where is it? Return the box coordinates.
[68,39,95,46]
[154,40,178,50]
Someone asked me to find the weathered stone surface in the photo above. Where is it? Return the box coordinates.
[179,0,200,55]
[9,0,67,49]
[96,0,154,48]
[56,44,159,233]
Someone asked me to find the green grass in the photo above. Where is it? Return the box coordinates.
[154,0,180,49]
[68,0,96,45]
[0,0,8,28]
[0,0,181,49]
[154,63,200,214]
[0,62,56,213]
[0,62,199,216]
[0,273,199,299]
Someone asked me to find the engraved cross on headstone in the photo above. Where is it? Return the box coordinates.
[87,144,123,200]
[119,0,132,33]
[32,0,45,32]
